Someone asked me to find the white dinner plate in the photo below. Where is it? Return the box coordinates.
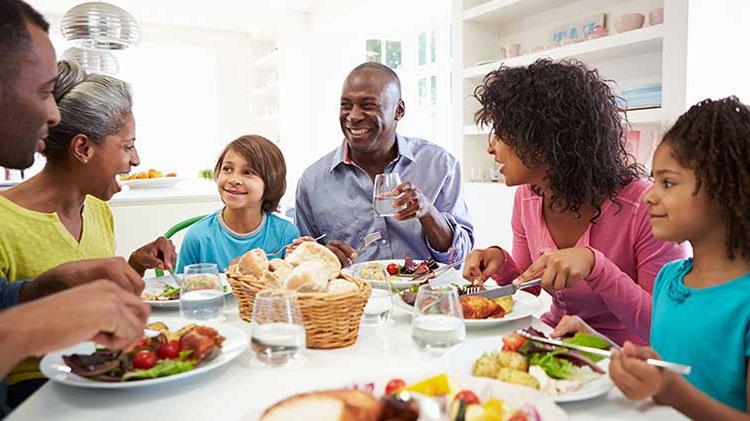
[342,259,460,289]
[141,273,232,308]
[120,177,186,189]
[40,321,248,389]
[394,290,540,328]
[444,336,613,403]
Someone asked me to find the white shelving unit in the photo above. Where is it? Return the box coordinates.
[249,43,281,139]
[452,0,689,183]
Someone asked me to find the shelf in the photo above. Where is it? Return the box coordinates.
[252,113,279,124]
[463,25,664,79]
[463,124,490,136]
[463,0,580,24]
[250,50,278,72]
[250,80,279,97]
[625,107,663,125]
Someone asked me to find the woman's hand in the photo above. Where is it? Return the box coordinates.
[515,247,595,290]
[129,236,176,275]
[550,315,595,338]
[463,247,506,284]
[609,341,673,401]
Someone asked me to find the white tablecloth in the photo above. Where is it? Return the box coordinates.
[9,296,687,421]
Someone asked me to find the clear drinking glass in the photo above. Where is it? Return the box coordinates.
[373,172,406,217]
[411,284,466,356]
[180,263,224,322]
[250,290,306,367]
[361,287,393,325]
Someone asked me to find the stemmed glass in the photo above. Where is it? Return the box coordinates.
[373,172,406,217]
[411,284,466,357]
[179,263,224,322]
[250,290,306,367]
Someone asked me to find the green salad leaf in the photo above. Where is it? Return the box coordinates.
[529,352,579,380]
[562,333,610,362]
[122,359,195,381]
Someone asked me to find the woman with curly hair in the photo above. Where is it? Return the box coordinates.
[610,96,750,418]
[463,58,686,345]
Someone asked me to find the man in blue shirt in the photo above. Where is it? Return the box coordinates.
[296,62,474,266]
[0,0,150,415]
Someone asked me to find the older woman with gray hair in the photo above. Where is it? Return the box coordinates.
[0,60,174,407]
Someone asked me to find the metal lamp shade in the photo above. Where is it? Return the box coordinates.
[61,2,141,50]
[61,47,120,76]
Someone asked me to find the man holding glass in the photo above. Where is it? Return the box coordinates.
[295,62,474,266]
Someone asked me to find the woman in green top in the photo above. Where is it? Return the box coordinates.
[0,60,175,407]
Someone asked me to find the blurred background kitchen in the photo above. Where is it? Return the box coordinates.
[6,0,750,262]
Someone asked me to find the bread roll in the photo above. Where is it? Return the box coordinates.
[326,278,357,295]
[286,241,341,279]
[268,258,293,281]
[238,248,269,277]
[283,261,331,292]
[261,390,381,421]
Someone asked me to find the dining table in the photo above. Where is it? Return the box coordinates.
[9,292,688,421]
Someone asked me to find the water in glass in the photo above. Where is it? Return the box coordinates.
[180,263,224,321]
[411,284,466,356]
[373,173,406,217]
[361,288,393,325]
[251,290,306,367]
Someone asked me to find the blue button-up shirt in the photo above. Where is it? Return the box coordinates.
[295,134,474,263]
[1,278,27,418]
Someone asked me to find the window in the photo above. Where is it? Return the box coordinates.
[365,39,402,69]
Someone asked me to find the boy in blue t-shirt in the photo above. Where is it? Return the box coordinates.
[177,135,300,272]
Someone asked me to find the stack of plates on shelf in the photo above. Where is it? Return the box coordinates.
[617,83,662,110]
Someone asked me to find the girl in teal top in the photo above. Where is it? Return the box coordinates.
[609,97,750,418]
[177,135,300,273]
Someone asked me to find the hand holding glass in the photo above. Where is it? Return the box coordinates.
[373,173,406,217]
[180,263,224,322]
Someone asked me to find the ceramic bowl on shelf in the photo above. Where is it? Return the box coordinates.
[649,8,664,25]
[615,13,645,33]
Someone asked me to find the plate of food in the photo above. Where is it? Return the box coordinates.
[258,372,567,420]
[444,328,614,403]
[343,258,457,289]
[40,320,248,388]
[394,286,540,328]
[119,169,185,189]
[140,273,232,308]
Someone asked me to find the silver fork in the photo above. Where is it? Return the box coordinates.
[268,233,327,257]
[355,231,382,255]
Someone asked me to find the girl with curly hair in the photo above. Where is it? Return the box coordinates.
[463,58,686,345]
[610,96,750,417]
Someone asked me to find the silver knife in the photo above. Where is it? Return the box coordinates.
[517,330,692,375]
[466,278,541,299]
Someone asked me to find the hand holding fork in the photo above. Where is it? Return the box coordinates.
[327,231,382,267]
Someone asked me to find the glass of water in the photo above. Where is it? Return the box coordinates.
[180,263,225,322]
[373,172,406,217]
[361,287,393,325]
[250,290,306,367]
[411,284,466,357]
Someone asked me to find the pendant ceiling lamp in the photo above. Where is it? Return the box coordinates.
[61,2,141,50]
[61,47,120,76]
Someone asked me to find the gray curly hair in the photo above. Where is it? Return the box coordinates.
[44,60,132,161]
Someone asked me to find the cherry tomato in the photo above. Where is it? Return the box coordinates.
[508,412,528,421]
[133,351,157,369]
[386,263,399,276]
[156,340,181,359]
[384,378,406,395]
[454,390,480,405]
[502,333,527,352]
[132,337,150,349]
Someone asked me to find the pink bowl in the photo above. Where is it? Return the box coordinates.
[649,8,664,25]
[615,13,645,33]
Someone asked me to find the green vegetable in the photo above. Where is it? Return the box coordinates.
[161,286,180,298]
[198,168,214,180]
[178,349,194,360]
[530,352,579,379]
[122,359,195,381]
[562,333,610,362]
[454,398,466,421]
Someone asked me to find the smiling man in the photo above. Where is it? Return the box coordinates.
[295,62,474,266]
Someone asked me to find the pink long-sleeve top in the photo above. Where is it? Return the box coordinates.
[493,179,687,345]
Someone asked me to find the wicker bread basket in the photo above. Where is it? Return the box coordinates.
[227,265,371,349]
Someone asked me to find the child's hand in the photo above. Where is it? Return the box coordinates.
[609,341,671,400]
[550,315,595,338]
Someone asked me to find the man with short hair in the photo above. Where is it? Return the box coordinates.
[0,0,149,414]
[295,62,474,266]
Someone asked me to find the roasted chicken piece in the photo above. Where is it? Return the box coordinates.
[459,295,499,319]
[179,325,225,363]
